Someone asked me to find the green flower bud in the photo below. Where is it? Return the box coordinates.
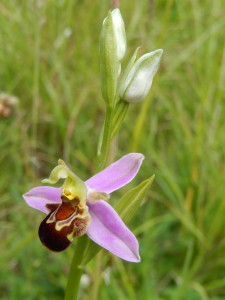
[120,49,163,103]
[100,9,127,107]
[112,8,126,61]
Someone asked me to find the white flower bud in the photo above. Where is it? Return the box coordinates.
[120,49,163,103]
[112,9,126,61]
[100,9,127,106]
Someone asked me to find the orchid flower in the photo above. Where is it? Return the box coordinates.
[23,153,144,262]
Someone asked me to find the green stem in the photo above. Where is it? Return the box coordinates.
[64,235,88,300]
[64,105,115,300]
[91,252,103,300]
[111,100,129,138]
[97,106,114,170]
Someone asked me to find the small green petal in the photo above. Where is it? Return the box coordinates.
[42,160,87,205]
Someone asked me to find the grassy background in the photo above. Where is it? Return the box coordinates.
[1,0,225,299]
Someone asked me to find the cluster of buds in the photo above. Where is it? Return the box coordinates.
[0,93,18,118]
[100,9,163,107]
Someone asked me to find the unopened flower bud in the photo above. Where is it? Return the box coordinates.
[120,49,163,103]
[100,9,127,106]
[111,8,126,61]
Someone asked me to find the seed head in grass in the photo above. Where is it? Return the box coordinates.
[23,153,144,262]
[0,93,18,118]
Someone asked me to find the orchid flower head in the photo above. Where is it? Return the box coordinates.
[23,153,144,262]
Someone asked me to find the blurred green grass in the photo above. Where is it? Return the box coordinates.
[1,0,225,299]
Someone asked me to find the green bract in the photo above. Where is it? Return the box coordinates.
[120,49,163,103]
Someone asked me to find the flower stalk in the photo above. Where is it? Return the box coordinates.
[96,106,114,170]
[65,105,115,299]
[64,235,88,300]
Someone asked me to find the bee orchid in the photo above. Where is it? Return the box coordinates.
[23,153,144,262]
